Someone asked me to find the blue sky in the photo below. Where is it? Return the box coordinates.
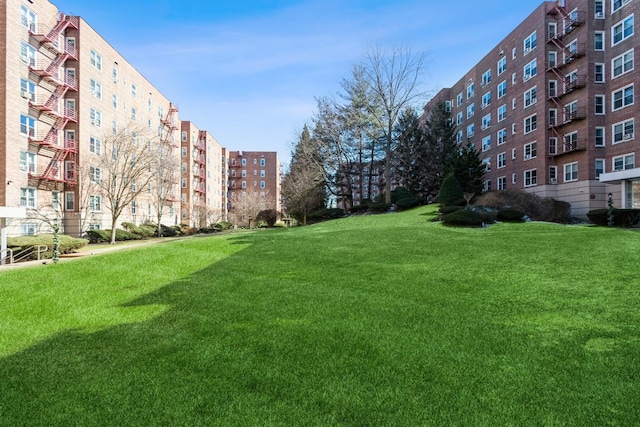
[52,0,544,166]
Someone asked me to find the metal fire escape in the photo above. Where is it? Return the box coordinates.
[160,102,179,148]
[194,131,207,201]
[546,4,587,156]
[27,14,79,185]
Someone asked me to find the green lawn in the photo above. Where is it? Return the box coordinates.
[1,205,639,426]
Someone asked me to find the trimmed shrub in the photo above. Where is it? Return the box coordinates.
[438,174,465,207]
[114,229,142,241]
[469,206,498,223]
[349,204,370,214]
[86,229,111,243]
[497,208,526,222]
[122,222,155,238]
[368,202,392,213]
[7,234,89,260]
[308,208,346,221]
[587,208,640,227]
[215,221,233,231]
[395,197,420,211]
[391,187,412,204]
[442,209,483,227]
[475,189,571,223]
[439,205,463,215]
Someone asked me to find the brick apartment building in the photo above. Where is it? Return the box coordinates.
[226,151,282,226]
[428,0,638,216]
[0,0,281,242]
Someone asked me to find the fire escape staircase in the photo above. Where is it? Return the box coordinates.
[546,4,587,158]
[160,102,180,148]
[28,15,79,185]
[194,131,207,196]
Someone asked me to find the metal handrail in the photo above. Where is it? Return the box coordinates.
[11,245,48,264]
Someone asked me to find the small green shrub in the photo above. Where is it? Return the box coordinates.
[442,209,483,227]
[121,222,155,238]
[391,187,412,204]
[438,174,465,207]
[440,205,463,215]
[308,208,346,221]
[368,202,391,213]
[86,229,111,243]
[395,197,420,211]
[587,208,640,227]
[349,204,370,214]
[215,221,233,231]
[115,229,142,241]
[469,206,498,223]
[498,208,526,222]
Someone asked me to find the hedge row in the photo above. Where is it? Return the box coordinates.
[587,208,640,227]
[7,234,88,260]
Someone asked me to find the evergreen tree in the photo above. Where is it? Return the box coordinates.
[452,141,485,197]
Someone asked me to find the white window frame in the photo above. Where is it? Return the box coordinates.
[20,114,36,136]
[497,104,507,122]
[613,153,635,171]
[563,162,578,182]
[612,119,635,144]
[524,142,537,160]
[524,86,537,108]
[481,69,491,86]
[89,136,102,155]
[481,113,491,130]
[595,95,606,115]
[20,151,36,173]
[90,49,102,71]
[481,92,491,109]
[612,49,634,79]
[612,84,634,111]
[524,114,537,134]
[523,59,537,81]
[612,0,631,13]
[611,15,634,47]
[524,169,537,187]
[482,135,492,152]
[20,187,37,208]
[89,195,102,212]
[524,31,537,55]
[594,63,605,83]
[90,79,102,99]
[497,152,506,169]
[594,31,605,51]
[497,128,507,145]
[595,159,605,179]
[595,126,606,147]
[497,81,507,98]
[497,57,507,75]
[467,103,475,119]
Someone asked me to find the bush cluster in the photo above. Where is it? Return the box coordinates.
[308,208,346,222]
[441,209,483,227]
[497,208,526,222]
[587,208,640,227]
[7,234,88,260]
[86,229,143,243]
[122,222,155,238]
[474,189,571,223]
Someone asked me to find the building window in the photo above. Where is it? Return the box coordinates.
[612,0,632,13]
[131,84,137,98]
[497,176,506,190]
[563,162,578,182]
[483,180,492,192]
[595,159,605,178]
[482,158,491,172]
[89,136,102,155]
[595,63,605,83]
[20,41,36,65]
[497,81,507,98]
[482,136,491,152]
[482,114,491,130]
[456,92,463,106]
[524,142,537,160]
[612,84,634,111]
[89,166,102,182]
[467,103,475,119]
[20,114,36,136]
[241,181,246,189]
[595,127,606,147]
[481,69,491,86]
[613,153,634,171]
[90,49,102,70]
[613,119,635,144]
[20,5,37,29]
[612,15,634,46]
[51,191,60,211]
[467,123,475,138]
[612,49,634,78]
[481,92,491,108]
[498,105,507,122]
[595,95,606,114]
[20,187,36,208]
[497,128,507,145]
[20,224,37,236]
[90,79,102,99]
[89,195,102,212]
[261,181,266,189]
[524,86,537,108]
[131,201,137,215]
[548,51,558,69]
[524,115,537,134]
[181,147,187,157]
[444,101,452,112]
[181,178,187,188]
[456,111,463,125]
[241,159,247,166]
[523,59,537,81]
[595,31,605,50]
[549,109,558,127]
[90,108,102,127]
[595,0,605,17]
[523,169,536,187]
[260,170,266,177]
[467,83,474,99]
[20,78,36,101]
[497,152,506,169]
[524,31,537,54]
[20,151,36,173]
[549,137,558,155]
[497,57,507,75]
[64,192,74,211]
[241,170,247,178]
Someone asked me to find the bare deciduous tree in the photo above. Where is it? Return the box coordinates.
[230,189,273,228]
[91,123,159,244]
[149,143,180,237]
[360,45,428,203]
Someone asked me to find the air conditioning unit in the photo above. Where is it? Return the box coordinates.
[524,154,531,160]
[21,90,30,99]
[523,73,531,81]
[624,133,634,140]
[595,11,604,18]
[531,97,537,104]
[549,178,557,184]
[481,125,488,130]
[481,102,488,109]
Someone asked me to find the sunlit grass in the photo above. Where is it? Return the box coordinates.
[1,206,639,426]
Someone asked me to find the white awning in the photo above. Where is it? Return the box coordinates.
[599,167,640,184]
